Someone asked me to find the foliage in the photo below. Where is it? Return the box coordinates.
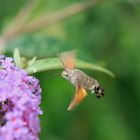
[0,0,140,140]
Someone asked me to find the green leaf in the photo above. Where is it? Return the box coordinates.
[13,48,22,68]
[26,57,115,77]
[75,59,115,78]
[28,57,37,66]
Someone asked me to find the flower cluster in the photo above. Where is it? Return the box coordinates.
[0,55,42,140]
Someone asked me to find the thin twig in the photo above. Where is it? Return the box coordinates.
[20,0,97,33]
[3,0,97,40]
[2,0,38,40]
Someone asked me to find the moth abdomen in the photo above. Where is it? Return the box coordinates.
[89,79,104,98]
[95,86,104,98]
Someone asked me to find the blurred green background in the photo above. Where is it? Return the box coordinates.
[0,0,140,140]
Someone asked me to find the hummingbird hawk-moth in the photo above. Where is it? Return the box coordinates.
[58,51,104,111]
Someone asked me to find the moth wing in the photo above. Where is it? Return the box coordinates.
[59,50,75,69]
[67,84,87,111]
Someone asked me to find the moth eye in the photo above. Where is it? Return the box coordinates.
[62,71,68,77]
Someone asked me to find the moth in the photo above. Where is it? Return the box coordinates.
[58,51,104,111]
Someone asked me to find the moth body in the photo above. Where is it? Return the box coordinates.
[62,69,104,98]
[58,50,104,110]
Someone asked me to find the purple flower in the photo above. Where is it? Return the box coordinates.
[0,55,42,140]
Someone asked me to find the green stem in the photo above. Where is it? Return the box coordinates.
[25,57,115,78]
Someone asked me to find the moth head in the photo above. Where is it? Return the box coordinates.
[58,50,75,81]
[62,70,70,80]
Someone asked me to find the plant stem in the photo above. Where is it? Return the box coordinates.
[1,0,98,42]
[25,57,115,78]
[2,0,38,41]
[19,0,98,34]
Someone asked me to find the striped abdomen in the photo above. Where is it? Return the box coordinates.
[72,69,104,98]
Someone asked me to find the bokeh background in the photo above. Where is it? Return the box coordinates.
[0,0,140,140]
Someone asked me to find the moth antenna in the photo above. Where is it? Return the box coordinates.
[57,53,66,69]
